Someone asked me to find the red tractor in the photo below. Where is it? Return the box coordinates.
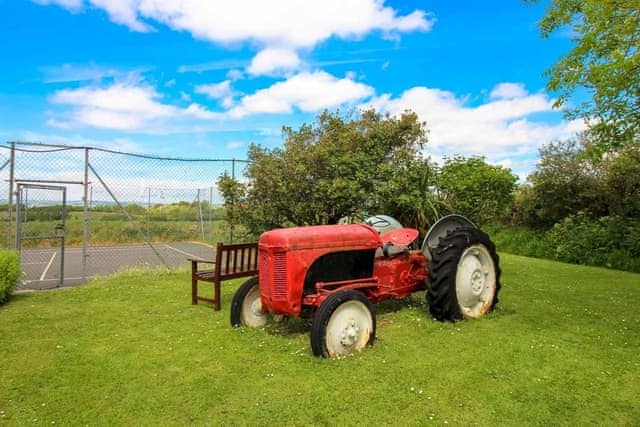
[231,215,501,358]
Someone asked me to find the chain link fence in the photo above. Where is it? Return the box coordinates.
[0,142,247,290]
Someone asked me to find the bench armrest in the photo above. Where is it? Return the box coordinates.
[188,258,216,264]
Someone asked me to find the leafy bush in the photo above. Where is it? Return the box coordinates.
[0,250,21,304]
[485,224,555,259]
[514,138,640,228]
[437,156,518,226]
[548,213,640,272]
[488,214,640,273]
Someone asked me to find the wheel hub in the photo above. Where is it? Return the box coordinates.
[323,299,373,357]
[251,298,262,316]
[241,285,268,327]
[340,319,360,347]
[455,244,496,319]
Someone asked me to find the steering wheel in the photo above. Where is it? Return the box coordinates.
[366,215,391,228]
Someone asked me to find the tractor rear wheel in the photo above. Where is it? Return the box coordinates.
[310,290,376,358]
[427,226,501,321]
[230,277,269,327]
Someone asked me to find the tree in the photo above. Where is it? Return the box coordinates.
[602,146,640,218]
[531,0,640,150]
[516,133,640,227]
[515,136,605,227]
[218,109,444,236]
[437,156,518,226]
[217,172,246,240]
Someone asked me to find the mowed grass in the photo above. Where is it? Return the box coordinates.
[0,254,639,425]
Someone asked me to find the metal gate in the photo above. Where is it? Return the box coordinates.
[16,184,66,288]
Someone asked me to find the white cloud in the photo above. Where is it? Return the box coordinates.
[39,63,148,83]
[49,82,221,131]
[34,0,83,11]
[490,82,528,100]
[90,0,153,32]
[247,48,301,76]
[365,83,584,160]
[226,69,244,81]
[37,0,432,48]
[230,71,374,117]
[178,59,247,74]
[16,131,146,153]
[183,103,221,120]
[226,141,244,149]
[195,80,233,99]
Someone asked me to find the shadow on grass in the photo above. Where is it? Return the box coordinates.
[262,293,430,338]
[264,317,310,337]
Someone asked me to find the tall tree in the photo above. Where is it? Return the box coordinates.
[531,0,640,149]
[437,156,518,226]
[218,109,444,236]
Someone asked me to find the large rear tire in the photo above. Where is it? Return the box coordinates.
[427,226,501,321]
[310,290,376,358]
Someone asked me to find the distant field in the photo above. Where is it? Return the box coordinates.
[0,206,236,247]
[0,254,638,425]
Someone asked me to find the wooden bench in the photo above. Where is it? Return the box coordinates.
[190,242,259,311]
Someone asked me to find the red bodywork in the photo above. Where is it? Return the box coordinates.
[258,223,428,317]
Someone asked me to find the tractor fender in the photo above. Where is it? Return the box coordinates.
[421,214,476,261]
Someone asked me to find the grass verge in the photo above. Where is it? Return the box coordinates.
[0,254,639,425]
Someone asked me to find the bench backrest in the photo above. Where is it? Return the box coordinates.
[215,242,259,281]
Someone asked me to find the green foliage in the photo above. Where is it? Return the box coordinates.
[485,224,556,259]
[376,157,449,234]
[488,215,640,273]
[437,156,518,226]
[0,250,20,304]
[602,146,640,218]
[224,109,436,235]
[17,205,68,222]
[515,137,640,227]
[531,0,640,149]
[0,202,231,248]
[0,259,639,424]
[548,212,640,272]
[217,172,248,240]
[515,136,604,227]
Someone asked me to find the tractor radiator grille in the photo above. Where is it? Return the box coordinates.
[272,252,287,301]
[259,249,269,297]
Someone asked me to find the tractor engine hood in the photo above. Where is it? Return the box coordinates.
[259,224,381,251]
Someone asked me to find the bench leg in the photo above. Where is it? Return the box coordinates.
[214,280,221,311]
[191,275,198,305]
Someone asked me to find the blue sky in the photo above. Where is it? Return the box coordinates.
[0,0,584,179]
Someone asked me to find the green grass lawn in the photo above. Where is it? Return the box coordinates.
[1,254,639,425]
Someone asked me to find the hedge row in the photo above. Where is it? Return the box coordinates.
[487,214,640,273]
[0,250,21,304]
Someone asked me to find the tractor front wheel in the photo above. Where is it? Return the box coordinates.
[427,226,501,321]
[230,277,269,327]
[310,290,376,358]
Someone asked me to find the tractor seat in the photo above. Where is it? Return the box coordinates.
[380,228,419,258]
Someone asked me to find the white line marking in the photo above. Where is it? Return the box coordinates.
[163,244,200,258]
[26,276,93,283]
[40,252,57,281]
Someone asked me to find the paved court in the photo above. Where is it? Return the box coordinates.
[18,241,215,290]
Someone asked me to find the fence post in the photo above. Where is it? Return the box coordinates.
[209,186,213,241]
[82,147,89,283]
[6,142,15,249]
[147,187,151,238]
[197,188,205,241]
[230,159,235,244]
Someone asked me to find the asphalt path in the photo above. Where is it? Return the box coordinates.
[18,241,215,290]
